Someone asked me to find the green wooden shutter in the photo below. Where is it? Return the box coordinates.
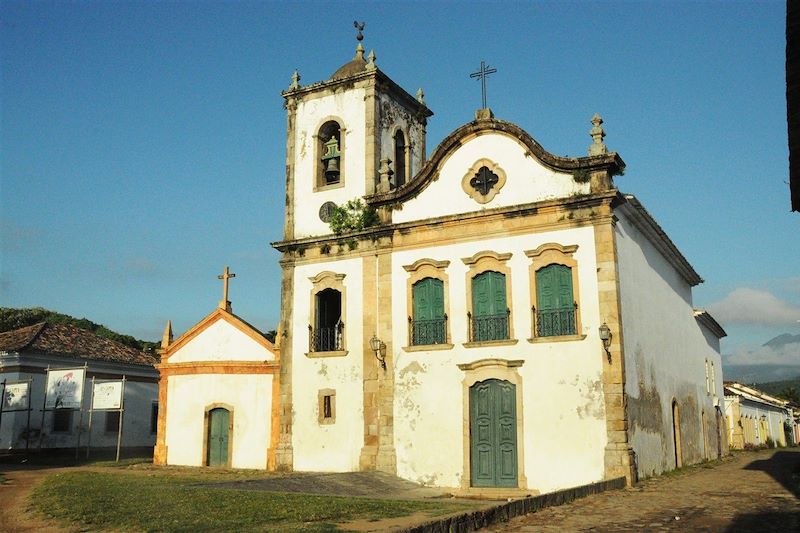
[413,278,444,344]
[472,271,507,341]
[536,264,575,336]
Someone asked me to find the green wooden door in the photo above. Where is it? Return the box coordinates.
[536,264,575,336]
[472,271,507,341]
[412,278,445,344]
[470,379,517,487]
[207,408,229,467]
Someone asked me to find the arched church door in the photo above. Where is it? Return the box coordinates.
[470,379,517,487]
[207,407,230,467]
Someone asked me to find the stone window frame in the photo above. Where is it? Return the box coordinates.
[201,402,234,468]
[318,388,336,425]
[457,358,528,493]
[314,116,347,192]
[525,243,586,343]
[402,258,454,352]
[307,271,348,358]
[461,158,507,204]
[461,251,517,347]
[391,125,410,187]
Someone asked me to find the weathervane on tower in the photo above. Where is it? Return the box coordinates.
[354,21,365,42]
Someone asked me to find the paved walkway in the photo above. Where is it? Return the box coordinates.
[487,448,800,533]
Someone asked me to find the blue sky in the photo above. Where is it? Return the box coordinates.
[1,1,797,365]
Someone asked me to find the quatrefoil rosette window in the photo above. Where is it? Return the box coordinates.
[461,159,507,204]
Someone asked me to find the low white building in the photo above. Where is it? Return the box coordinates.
[0,322,159,452]
[154,289,279,469]
[268,37,728,494]
[724,382,794,448]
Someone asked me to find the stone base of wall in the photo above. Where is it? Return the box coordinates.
[399,477,627,533]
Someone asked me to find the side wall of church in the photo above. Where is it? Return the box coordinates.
[615,209,725,478]
[391,226,610,492]
[165,373,273,469]
[293,88,367,239]
[290,257,365,471]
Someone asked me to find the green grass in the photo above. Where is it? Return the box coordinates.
[31,471,473,532]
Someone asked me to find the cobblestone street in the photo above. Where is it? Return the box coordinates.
[486,448,800,532]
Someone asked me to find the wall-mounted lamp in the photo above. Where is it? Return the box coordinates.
[370,334,386,370]
[599,322,612,362]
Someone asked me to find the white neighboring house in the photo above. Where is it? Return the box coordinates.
[154,297,279,469]
[270,38,728,494]
[0,322,159,452]
[724,382,794,448]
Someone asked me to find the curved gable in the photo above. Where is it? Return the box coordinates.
[368,118,624,224]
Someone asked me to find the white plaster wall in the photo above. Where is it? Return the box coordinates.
[390,226,610,491]
[0,366,157,450]
[291,257,365,471]
[293,89,367,239]
[165,374,272,469]
[393,133,588,225]
[615,207,724,477]
[168,320,274,364]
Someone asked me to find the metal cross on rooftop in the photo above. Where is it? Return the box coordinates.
[218,266,236,310]
[470,60,497,110]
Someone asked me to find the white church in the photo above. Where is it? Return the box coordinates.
[156,33,727,495]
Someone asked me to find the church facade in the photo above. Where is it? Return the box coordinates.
[269,39,727,494]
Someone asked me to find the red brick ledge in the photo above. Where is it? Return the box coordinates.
[399,477,627,533]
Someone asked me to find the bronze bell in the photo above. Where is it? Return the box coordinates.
[325,157,340,181]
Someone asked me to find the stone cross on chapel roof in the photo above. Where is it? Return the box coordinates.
[218,266,236,312]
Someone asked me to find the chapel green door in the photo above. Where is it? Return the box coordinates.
[471,271,507,341]
[470,379,518,487]
[536,264,575,336]
[412,277,445,344]
[207,408,229,467]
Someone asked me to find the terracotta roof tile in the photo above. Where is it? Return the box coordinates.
[0,322,157,367]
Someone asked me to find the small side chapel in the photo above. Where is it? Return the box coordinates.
[270,31,727,495]
[154,267,279,469]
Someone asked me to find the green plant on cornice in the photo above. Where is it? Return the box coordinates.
[329,199,379,235]
[572,169,590,183]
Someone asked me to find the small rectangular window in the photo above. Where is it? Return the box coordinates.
[53,410,72,433]
[318,389,336,425]
[151,403,159,434]
[323,396,332,419]
[105,411,120,433]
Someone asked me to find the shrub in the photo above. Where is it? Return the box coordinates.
[329,199,379,235]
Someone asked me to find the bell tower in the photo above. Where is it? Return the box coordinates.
[281,28,433,241]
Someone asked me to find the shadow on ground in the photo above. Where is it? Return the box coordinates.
[742,450,800,498]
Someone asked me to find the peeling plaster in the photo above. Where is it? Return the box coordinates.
[575,376,605,420]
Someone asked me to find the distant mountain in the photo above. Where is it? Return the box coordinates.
[763,333,800,348]
[722,364,800,384]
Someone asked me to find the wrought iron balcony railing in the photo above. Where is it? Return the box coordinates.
[467,309,510,342]
[408,315,448,346]
[533,304,577,337]
[308,321,344,352]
